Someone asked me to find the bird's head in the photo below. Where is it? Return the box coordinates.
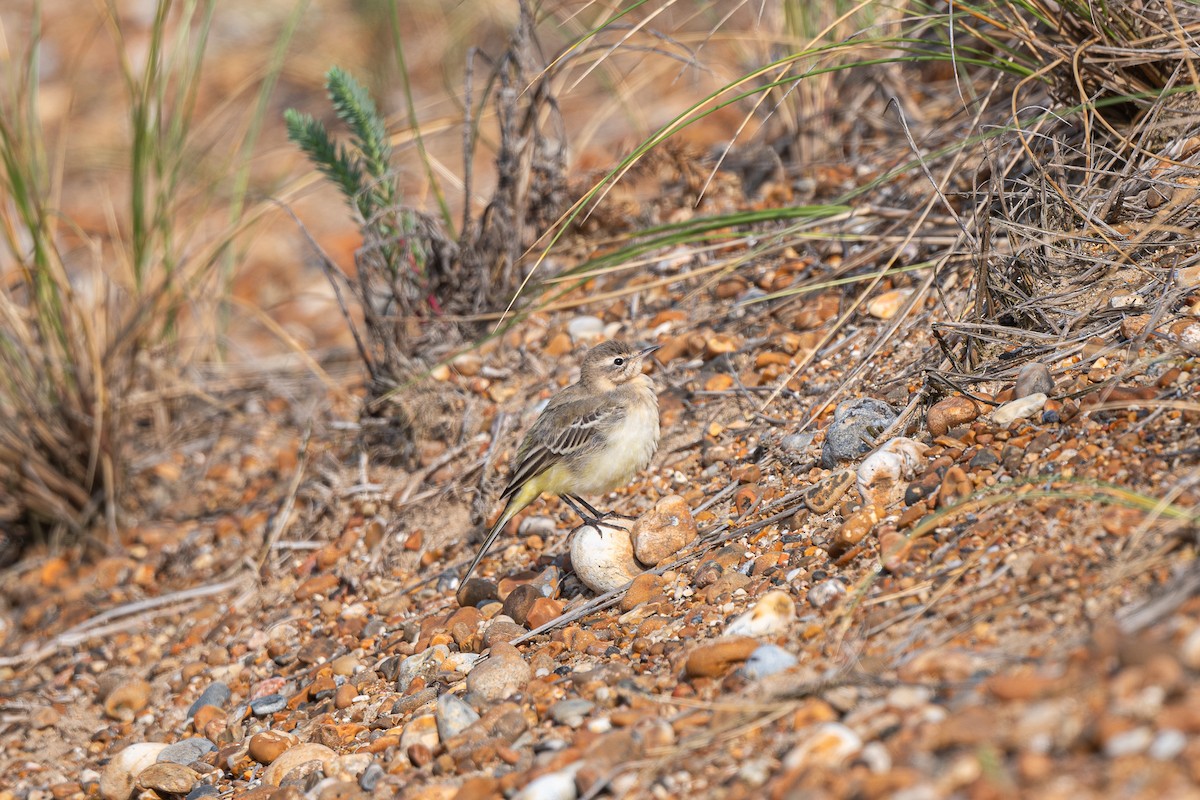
[579,340,660,391]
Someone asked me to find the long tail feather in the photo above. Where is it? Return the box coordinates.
[461,498,521,584]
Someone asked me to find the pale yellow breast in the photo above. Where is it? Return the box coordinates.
[572,378,659,495]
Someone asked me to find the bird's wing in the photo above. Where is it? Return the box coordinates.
[500,398,625,500]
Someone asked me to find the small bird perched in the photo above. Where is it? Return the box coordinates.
[461,340,661,584]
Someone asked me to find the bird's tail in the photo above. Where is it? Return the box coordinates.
[461,495,526,584]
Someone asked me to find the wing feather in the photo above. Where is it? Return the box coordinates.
[500,400,624,499]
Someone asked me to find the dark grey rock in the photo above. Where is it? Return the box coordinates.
[185,682,230,719]
[435,693,480,741]
[547,698,595,728]
[1014,361,1054,398]
[249,693,286,716]
[820,398,897,467]
[359,762,384,792]
[157,737,216,765]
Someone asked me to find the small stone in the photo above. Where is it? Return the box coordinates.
[453,352,483,377]
[570,525,641,594]
[725,590,795,637]
[501,584,540,627]
[782,722,862,770]
[513,767,582,800]
[993,393,1047,426]
[830,505,878,554]
[821,398,897,467]
[295,573,339,600]
[927,396,979,436]
[685,637,759,678]
[262,742,336,786]
[793,293,840,329]
[526,597,564,630]
[406,742,432,768]
[466,641,531,702]
[866,288,913,320]
[630,494,697,565]
[400,714,440,752]
[857,439,927,507]
[331,682,356,710]
[30,706,59,729]
[1180,627,1200,670]
[396,645,448,692]
[1149,729,1187,761]
[100,743,169,800]
[249,676,287,701]
[567,316,604,343]
[1120,314,1152,339]
[548,698,595,728]
[359,763,385,792]
[620,573,664,611]
[742,645,799,679]
[156,738,215,766]
[1014,362,1054,398]
[436,693,480,741]
[457,578,499,608]
[705,333,738,358]
[1103,726,1152,758]
[544,331,573,357]
[185,787,218,800]
[190,705,223,737]
[805,469,856,513]
[780,431,817,454]
[325,753,372,782]
[457,776,503,800]
[808,579,847,610]
[135,763,197,796]
[330,654,360,676]
[483,619,528,649]
[104,680,152,722]
[248,730,300,765]
[186,682,230,719]
[249,693,286,716]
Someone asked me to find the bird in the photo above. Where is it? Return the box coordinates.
[461,340,661,584]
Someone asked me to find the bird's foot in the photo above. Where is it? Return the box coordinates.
[579,512,629,535]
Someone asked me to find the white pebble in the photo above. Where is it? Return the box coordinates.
[992,393,1047,425]
[513,765,582,800]
[725,590,795,637]
[570,525,642,593]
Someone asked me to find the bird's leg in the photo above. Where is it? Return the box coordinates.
[563,495,628,533]
[570,495,639,522]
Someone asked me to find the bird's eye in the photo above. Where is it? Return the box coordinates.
[613,357,625,366]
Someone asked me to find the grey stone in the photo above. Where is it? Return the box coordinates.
[435,693,480,741]
[547,698,595,728]
[1014,362,1054,398]
[820,398,897,467]
[249,693,286,716]
[185,682,230,719]
[157,738,216,765]
[742,645,798,680]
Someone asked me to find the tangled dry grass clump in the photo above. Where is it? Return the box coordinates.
[942,0,1200,380]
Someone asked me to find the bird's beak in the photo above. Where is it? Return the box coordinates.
[637,344,662,359]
